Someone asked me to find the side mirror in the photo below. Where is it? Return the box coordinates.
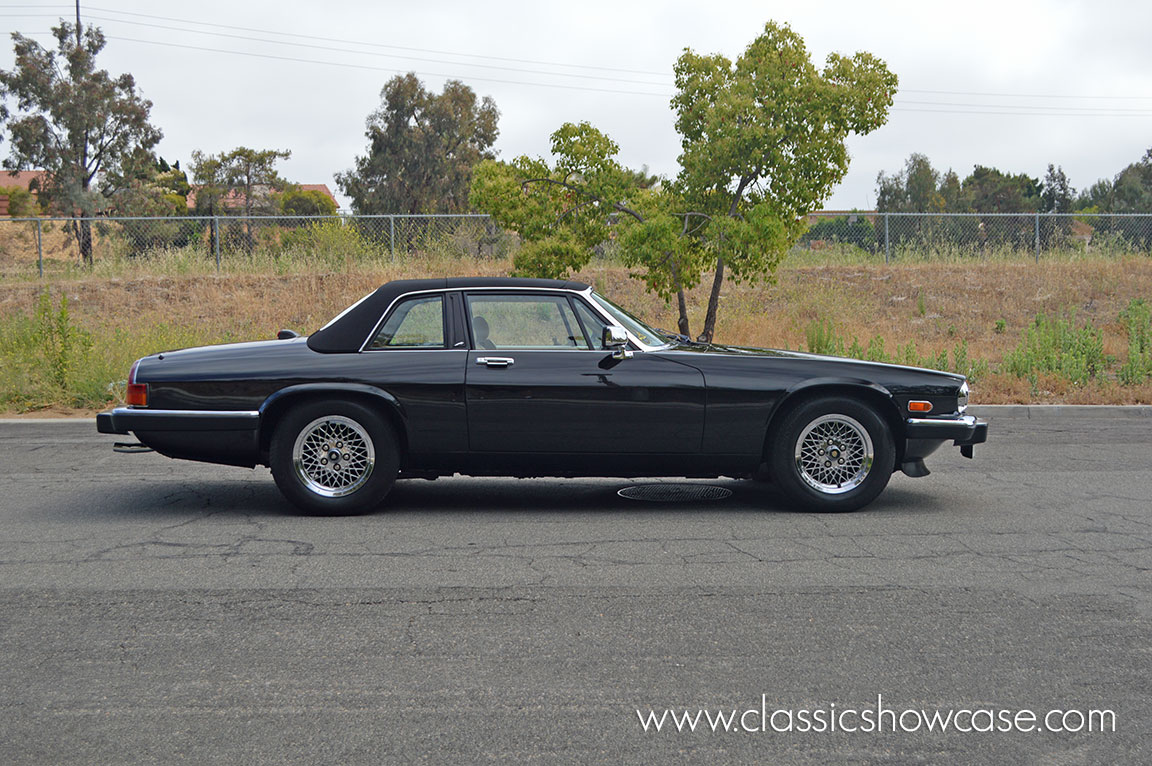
[602,325,633,360]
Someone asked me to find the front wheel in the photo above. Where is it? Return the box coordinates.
[767,397,895,512]
[269,400,399,515]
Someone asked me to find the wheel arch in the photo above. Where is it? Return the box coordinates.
[762,379,906,466]
[257,383,409,464]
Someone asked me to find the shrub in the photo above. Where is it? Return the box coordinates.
[1002,312,1107,385]
[1119,299,1152,384]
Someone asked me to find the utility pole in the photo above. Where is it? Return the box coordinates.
[75,1,81,45]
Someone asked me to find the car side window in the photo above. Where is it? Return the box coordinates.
[367,295,445,349]
[572,298,609,350]
[468,294,591,350]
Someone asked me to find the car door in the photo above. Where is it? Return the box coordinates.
[358,290,468,455]
[463,291,705,453]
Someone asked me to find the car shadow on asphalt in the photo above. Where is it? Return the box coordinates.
[71,476,950,521]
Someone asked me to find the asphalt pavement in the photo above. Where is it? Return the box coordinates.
[0,409,1149,764]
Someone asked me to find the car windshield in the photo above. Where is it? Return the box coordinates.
[588,292,669,348]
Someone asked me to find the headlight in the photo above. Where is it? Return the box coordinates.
[957,381,969,413]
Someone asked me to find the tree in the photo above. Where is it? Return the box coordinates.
[1040,163,1073,213]
[191,146,290,252]
[473,22,896,342]
[0,21,162,264]
[876,153,946,213]
[338,74,499,214]
[668,22,897,340]
[278,186,337,217]
[1075,148,1152,248]
[105,150,198,255]
[961,166,1040,213]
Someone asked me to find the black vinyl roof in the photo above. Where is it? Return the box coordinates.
[307,277,591,353]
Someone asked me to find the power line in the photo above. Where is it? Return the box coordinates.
[5,7,1151,109]
[896,99,1152,114]
[902,88,1152,101]
[101,34,677,98]
[82,4,671,78]
[894,107,1152,117]
[77,12,671,87]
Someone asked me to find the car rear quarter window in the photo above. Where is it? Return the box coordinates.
[367,295,445,349]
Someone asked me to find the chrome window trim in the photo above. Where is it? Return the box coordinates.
[357,286,671,354]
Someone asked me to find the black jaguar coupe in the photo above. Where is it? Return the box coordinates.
[97,277,987,515]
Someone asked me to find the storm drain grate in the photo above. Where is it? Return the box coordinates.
[617,483,733,503]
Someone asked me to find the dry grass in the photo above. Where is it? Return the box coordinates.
[1,256,1150,415]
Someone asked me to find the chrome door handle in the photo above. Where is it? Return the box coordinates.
[476,356,515,367]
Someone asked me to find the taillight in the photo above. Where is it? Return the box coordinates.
[126,383,148,407]
[126,359,147,407]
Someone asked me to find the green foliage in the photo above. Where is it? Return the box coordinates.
[1073,148,1152,248]
[1002,312,1108,385]
[916,292,927,317]
[279,219,378,261]
[473,21,896,341]
[278,186,338,217]
[671,21,897,339]
[0,291,94,407]
[1119,299,1152,384]
[34,292,91,389]
[994,318,1007,334]
[804,320,988,381]
[471,122,661,283]
[338,73,499,215]
[0,185,37,216]
[190,147,291,217]
[805,318,843,356]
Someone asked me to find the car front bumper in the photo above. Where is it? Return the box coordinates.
[905,413,989,458]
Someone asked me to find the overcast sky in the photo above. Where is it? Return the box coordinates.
[2,0,1150,210]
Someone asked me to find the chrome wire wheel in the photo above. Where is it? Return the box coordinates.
[794,414,874,495]
[292,415,376,498]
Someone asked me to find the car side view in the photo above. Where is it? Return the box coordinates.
[97,277,987,514]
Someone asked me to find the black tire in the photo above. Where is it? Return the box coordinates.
[766,396,895,513]
[269,400,399,516]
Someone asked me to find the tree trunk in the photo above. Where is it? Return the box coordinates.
[75,217,93,267]
[669,260,691,337]
[676,288,690,337]
[699,256,725,343]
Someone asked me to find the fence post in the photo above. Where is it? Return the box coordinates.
[1034,213,1040,263]
[389,216,396,261]
[213,217,221,273]
[884,213,890,264]
[35,218,43,278]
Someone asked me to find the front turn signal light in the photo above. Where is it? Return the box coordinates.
[126,382,148,407]
[908,400,933,413]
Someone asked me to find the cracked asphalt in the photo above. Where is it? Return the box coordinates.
[1,411,1149,764]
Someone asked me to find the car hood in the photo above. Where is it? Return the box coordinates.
[672,340,966,378]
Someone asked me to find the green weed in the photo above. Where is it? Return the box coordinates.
[1002,312,1108,385]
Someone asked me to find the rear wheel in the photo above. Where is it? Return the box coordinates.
[767,396,894,512]
[270,400,399,515]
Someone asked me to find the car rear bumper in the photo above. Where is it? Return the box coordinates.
[97,407,260,435]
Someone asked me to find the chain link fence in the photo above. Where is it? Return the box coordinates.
[2,211,1152,279]
[799,212,1152,262]
[0,214,513,278]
